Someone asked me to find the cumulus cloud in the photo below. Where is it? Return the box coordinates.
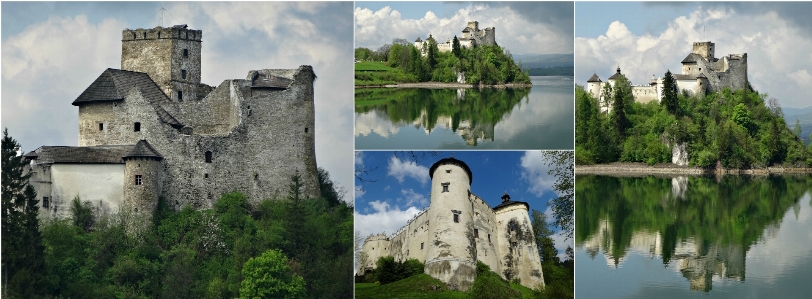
[355,3,573,54]
[1,2,354,192]
[576,4,812,108]
[400,188,429,207]
[355,200,423,239]
[519,151,556,197]
[387,156,430,185]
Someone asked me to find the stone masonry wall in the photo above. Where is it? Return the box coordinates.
[121,27,202,101]
[123,157,162,215]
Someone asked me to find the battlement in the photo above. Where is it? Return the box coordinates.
[122,25,202,42]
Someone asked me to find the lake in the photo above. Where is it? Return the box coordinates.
[354,76,574,149]
[575,175,812,299]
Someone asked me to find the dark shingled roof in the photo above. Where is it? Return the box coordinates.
[608,73,621,80]
[681,53,702,64]
[73,68,183,128]
[25,145,133,164]
[429,157,473,184]
[123,140,163,160]
[587,73,602,82]
[462,27,471,32]
[674,74,699,80]
[251,73,292,89]
[415,37,422,42]
[492,200,530,211]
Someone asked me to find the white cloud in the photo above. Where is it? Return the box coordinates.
[544,206,573,260]
[576,6,812,108]
[354,187,365,199]
[354,4,572,55]
[387,156,430,185]
[355,200,423,239]
[400,188,429,207]
[520,151,556,197]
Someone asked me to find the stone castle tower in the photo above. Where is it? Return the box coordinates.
[360,157,544,291]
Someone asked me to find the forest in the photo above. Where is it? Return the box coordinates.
[575,72,812,168]
[2,130,353,299]
[355,37,530,86]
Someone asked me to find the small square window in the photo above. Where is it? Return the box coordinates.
[134,122,141,132]
[453,214,459,223]
[99,123,104,131]
[446,169,451,173]
[205,151,212,163]
[135,175,142,185]
[442,182,449,193]
[43,197,50,208]
[204,173,209,179]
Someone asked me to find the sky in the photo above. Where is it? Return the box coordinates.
[575,2,812,109]
[355,1,574,55]
[354,151,573,260]
[1,2,355,195]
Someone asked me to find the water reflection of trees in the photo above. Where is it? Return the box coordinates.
[575,175,811,292]
[355,88,530,145]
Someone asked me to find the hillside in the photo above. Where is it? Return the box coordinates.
[783,106,812,144]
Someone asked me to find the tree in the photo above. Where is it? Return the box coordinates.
[2,128,45,297]
[240,249,305,299]
[662,70,679,116]
[426,37,439,73]
[610,75,632,141]
[71,195,95,232]
[541,151,574,240]
[794,119,802,138]
[452,35,461,58]
[317,167,343,207]
[531,210,559,264]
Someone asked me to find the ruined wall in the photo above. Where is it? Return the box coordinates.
[495,204,545,289]
[50,164,125,219]
[482,28,496,46]
[123,157,162,215]
[424,161,477,291]
[692,42,715,61]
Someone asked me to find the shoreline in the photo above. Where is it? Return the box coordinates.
[355,82,533,89]
[575,162,812,176]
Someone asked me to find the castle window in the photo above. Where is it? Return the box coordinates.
[183,49,188,57]
[442,182,449,193]
[446,169,451,173]
[134,122,141,132]
[421,242,424,249]
[182,69,187,79]
[135,175,143,185]
[453,214,459,223]
[474,229,479,238]
[407,250,409,256]
[143,32,146,39]
[205,151,212,163]
[177,90,183,101]
[488,234,491,243]
[99,123,104,131]
[204,173,209,179]
[43,197,49,208]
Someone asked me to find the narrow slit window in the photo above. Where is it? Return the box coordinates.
[305,127,308,133]
[177,90,183,101]
[205,151,212,163]
[183,49,188,57]
[182,69,187,79]
[453,214,459,223]
[134,122,141,132]
[43,197,50,208]
[99,123,104,131]
[135,175,143,185]
[421,242,424,249]
[474,229,479,238]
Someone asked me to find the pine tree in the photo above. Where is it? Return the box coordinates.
[452,35,461,58]
[662,70,679,116]
[2,128,45,297]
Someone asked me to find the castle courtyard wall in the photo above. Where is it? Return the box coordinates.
[50,164,125,219]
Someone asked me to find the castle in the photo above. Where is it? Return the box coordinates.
[359,157,544,291]
[414,21,496,55]
[586,41,748,105]
[24,25,320,218]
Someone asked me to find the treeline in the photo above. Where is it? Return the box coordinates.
[355,37,530,85]
[576,72,812,168]
[2,130,353,299]
[527,67,574,77]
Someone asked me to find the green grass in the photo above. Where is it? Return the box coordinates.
[355,274,470,299]
[355,62,418,86]
[510,282,539,299]
[355,61,398,72]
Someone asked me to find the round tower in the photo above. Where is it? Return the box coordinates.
[493,193,545,289]
[123,140,163,216]
[586,73,602,98]
[695,73,709,98]
[424,157,477,291]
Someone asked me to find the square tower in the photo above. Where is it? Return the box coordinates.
[692,41,715,61]
[121,25,202,101]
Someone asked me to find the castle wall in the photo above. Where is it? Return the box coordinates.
[388,210,430,263]
[676,79,698,96]
[494,204,545,288]
[424,161,477,291]
[471,194,500,274]
[360,235,392,272]
[631,86,659,103]
[121,27,203,101]
[28,163,53,217]
[50,164,125,219]
[482,28,496,46]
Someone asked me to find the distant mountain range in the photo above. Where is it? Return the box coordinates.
[512,54,574,76]
[783,106,812,144]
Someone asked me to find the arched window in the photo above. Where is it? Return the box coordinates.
[205,151,212,163]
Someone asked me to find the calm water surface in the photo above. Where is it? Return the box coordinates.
[575,175,812,299]
[354,76,574,149]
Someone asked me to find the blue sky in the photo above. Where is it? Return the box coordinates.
[355,151,572,258]
[1,2,355,193]
[575,2,812,109]
[355,1,573,54]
